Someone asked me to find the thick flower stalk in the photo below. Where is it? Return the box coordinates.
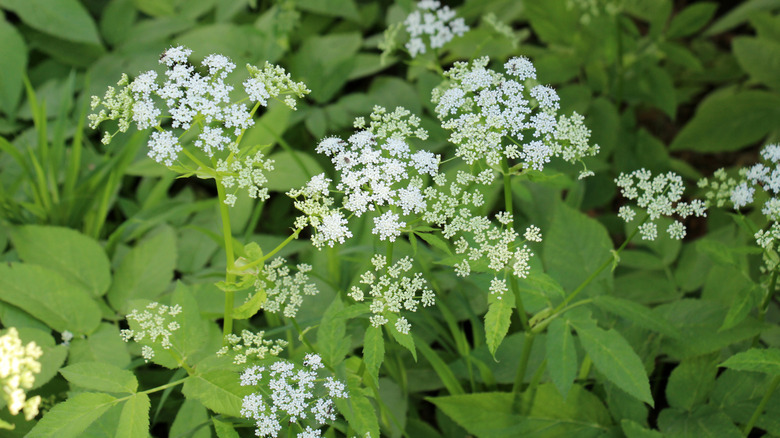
[0,328,42,422]
[239,354,347,437]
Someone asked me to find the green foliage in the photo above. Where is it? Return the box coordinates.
[2,0,780,436]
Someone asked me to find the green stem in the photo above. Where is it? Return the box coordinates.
[239,228,303,272]
[512,332,535,393]
[113,378,188,405]
[743,374,780,436]
[216,180,237,340]
[578,354,592,381]
[551,214,647,315]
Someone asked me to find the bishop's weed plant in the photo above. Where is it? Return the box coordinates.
[1,0,780,437]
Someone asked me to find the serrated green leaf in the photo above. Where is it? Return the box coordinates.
[181,356,251,417]
[387,314,417,361]
[336,357,380,438]
[546,319,577,399]
[485,297,513,359]
[60,362,138,394]
[666,354,718,410]
[670,90,780,152]
[107,227,176,312]
[0,263,101,334]
[317,297,352,367]
[733,36,780,91]
[0,0,102,45]
[68,323,132,369]
[0,17,26,116]
[363,326,384,387]
[570,316,654,406]
[543,202,613,297]
[171,399,210,438]
[27,393,117,438]
[666,2,717,38]
[720,284,760,331]
[11,225,111,297]
[594,296,682,339]
[115,393,150,438]
[719,348,780,375]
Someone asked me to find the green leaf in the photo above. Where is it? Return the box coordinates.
[115,393,150,438]
[336,357,380,438]
[666,354,719,410]
[295,0,360,21]
[669,90,780,152]
[720,284,760,331]
[181,356,251,418]
[363,326,384,387]
[170,282,210,363]
[107,227,176,312]
[428,392,520,438]
[733,37,780,91]
[27,392,117,438]
[0,17,26,116]
[705,0,780,36]
[569,315,654,406]
[212,418,240,438]
[516,383,613,436]
[175,24,276,65]
[264,151,324,192]
[132,0,174,16]
[666,2,717,38]
[543,202,613,297]
[172,399,211,438]
[415,336,463,395]
[232,288,266,320]
[69,323,132,369]
[0,263,101,334]
[719,348,780,375]
[485,295,514,359]
[11,225,111,297]
[0,0,102,45]
[546,319,577,399]
[387,314,417,361]
[317,297,352,367]
[658,406,742,438]
[291,33,362,103]
[594,296,682,339]
[415,232,452,256]
[60,362,138,394]
[621,419,664,438]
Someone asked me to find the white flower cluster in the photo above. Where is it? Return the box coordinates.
[404,0,469,57]
[239,354,347,437]
[616,169,707,241]
[216,330,288,365]
[295,106,440,247]
[422,170,493,226]
[288,174,351,249]
[217,151,275,206]
[348,255,435,333]
[89,45,309,167]
[0,328,42,421]
[120,302,182,362]
[448,211,540,297]
[431,57,599,174]
[701,144,780,218]
[257,258,319,318]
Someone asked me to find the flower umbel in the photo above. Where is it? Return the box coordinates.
[0,328,42,421]
[120,302,182,362]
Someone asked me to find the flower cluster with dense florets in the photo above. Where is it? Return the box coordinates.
[239,354,347,437]
[432,57,599,174]
[348,255,435,333]
[616,169,706,240]
[217,330,288,365]
[255,258,319,319]
[120,302,182,362]
[404,0,469,58]
[0,328,42,421]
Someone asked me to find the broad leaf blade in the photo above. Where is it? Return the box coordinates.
[546,319,577,399]
[60,362,138,394]
[719,348,780,375]
[27,392,116,438]
[115,393,150,438]
[363,326,384,387]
